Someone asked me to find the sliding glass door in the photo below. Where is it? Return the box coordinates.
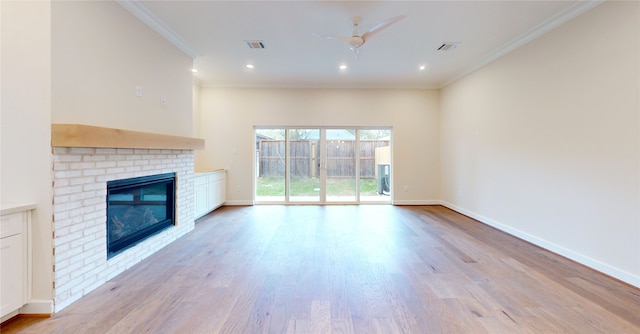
[255,127,391,204]
[359,129,391,202]
[255,129,286,201]
[325,129,357,202]
[289,129,320,202]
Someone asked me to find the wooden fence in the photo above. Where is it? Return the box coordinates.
[258,140,390,178]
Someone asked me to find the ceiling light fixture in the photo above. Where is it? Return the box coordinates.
[339,65,347,70]
[419,65,426,71]
[191,68,198,73]
[246,64,254,69]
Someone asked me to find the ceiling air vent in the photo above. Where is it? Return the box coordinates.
[246,40,266,49]
[437,43,458,51]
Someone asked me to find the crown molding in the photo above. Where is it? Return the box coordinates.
[116,0,200,59]
[442,0,606,88]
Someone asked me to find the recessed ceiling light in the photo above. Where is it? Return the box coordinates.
[339,65,347,70]
[419,65,426,71]
[246,64,254,69]
[191,68,198,73]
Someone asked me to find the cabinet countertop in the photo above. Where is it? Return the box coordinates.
[1,203,36,216]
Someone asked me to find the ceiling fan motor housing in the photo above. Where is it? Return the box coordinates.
[349,36,364,47]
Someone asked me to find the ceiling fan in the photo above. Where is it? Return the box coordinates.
[313,15,407,59]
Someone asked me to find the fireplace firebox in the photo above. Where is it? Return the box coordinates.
[106,173,176,258]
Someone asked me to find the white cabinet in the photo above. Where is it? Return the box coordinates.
[194,170,226,219]
[0,204,33,319]
[194,178,209,218]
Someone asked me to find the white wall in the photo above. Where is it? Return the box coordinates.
[440,1,639,286]
[197,88,440,205]
[51,1,194,137]
[193,82,201,138]
[1,0,54,312]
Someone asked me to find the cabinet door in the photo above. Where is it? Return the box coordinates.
[1,234,25,317]
[215,179,226,207]
[208,179,218,210]
[194,183,208,218]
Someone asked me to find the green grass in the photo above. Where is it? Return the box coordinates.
[256,177,380,196]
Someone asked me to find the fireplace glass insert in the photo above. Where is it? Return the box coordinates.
[106,173,175,258]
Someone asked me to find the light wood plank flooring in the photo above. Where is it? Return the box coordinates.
[2,205,639,333]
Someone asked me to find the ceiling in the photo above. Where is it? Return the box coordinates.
[120,1,603,89]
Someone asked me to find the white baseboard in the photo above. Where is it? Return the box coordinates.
[1,310,19,323]
[222,200,254,206]
[229,199,442,206]
[440,201,640,288]
[20,299,54,315]
[393,200,440,206]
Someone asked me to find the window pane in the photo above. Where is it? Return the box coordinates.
[256,129,286,202]
[289,129,320,202]
[359,129,391,202]
[326,129,356,202]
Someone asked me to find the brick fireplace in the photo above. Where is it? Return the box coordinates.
[50,125,203,311]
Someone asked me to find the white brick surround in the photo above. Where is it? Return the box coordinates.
[51,147,195,311]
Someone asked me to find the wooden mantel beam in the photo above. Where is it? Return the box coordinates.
[51,124,204,150]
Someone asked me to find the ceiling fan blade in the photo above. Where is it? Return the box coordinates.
[361,15,407,43]
[312,32,351,44]
[312,32,335,40]
[313,32,359,50]
[312,32,349,42]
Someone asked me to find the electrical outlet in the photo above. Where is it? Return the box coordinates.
[161,96,167,104]
[136,86,143,97]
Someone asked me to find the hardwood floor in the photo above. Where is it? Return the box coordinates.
[2,205,639,333]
